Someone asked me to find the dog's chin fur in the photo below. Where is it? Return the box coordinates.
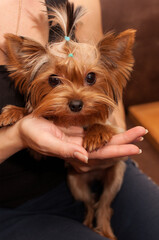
[0,1,136,239]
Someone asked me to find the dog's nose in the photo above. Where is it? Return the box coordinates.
[69,100,83,112]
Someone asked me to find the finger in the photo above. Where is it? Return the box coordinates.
[44,135,88,163]
[88,143,141,160]
[59,126,84,137]
[108,126,148,145]
[70,159,120,173]
[73,165,94,173]
[134,136,144,143]
[64,134,83,147]
[68,160,95,173]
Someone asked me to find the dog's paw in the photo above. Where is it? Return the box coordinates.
[94,206,117,240]
[83,124,116,152]
[0,105,25,127]
[83,205,95,229]
[94,227,117,240]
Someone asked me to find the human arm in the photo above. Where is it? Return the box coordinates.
[0,114,147,172]
[0,114,88,164]
[0,123,24,163]
[0,1,88,164]
[0,0,144,171]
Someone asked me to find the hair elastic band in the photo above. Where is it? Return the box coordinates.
[65,36,70,41]
[68,53,74,58]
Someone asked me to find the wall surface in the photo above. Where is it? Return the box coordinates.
[100,0,159,109]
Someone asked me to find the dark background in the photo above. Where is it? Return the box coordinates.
[100,0,159,184]
[100,0,159,109]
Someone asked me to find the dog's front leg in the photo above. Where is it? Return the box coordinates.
[83,123,117,152]
[0,105,26,127]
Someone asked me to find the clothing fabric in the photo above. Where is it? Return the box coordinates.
[0,160,159,240]
[0,0,67,208]
[0,65,66,208]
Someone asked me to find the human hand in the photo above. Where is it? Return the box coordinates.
[17,114,88,163]
[69,126,147,173]
[17,116,147,173]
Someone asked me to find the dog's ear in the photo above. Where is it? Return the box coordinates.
[97,29,136,102]
[4,33,49,93]
[98,29,136,70]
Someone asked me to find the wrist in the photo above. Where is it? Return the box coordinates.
[0,122,25,163]
[12,120,26,151]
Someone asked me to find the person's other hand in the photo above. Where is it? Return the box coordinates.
[69,126,147,172]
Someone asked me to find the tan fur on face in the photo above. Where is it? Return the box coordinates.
[4,28,135,127]
[29,49,117,126]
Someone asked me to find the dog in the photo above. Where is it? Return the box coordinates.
[0,1,135,239]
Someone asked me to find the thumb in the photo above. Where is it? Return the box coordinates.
[47,136,88,163]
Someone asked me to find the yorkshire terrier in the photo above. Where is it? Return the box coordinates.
[0,1,135,239]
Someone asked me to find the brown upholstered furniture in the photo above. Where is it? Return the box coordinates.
[129,102,159,152]
[100,0,159,184]
[100,0,159,108]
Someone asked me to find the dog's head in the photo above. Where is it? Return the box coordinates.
[5,1,135,127]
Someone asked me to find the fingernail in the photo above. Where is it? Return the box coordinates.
[145,129,149,134]
[74,152,88,163]
[139,137,144,142]
[138,149,142,154]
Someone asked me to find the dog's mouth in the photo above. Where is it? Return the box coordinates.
[32,93,114,127]
[43,106,109,127]
[47,114,104,127]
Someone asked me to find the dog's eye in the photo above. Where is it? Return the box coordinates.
[48,74,61,87]
[85,72,96,85]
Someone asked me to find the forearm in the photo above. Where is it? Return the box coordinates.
[73,0,103,43]
[0,123,24,163]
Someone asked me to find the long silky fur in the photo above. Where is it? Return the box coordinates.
[47,0,86,40]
